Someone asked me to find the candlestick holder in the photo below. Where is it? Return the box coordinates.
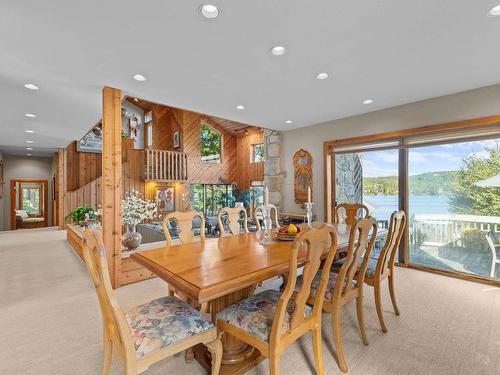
[259,207,274,246]
[305,202,314,227]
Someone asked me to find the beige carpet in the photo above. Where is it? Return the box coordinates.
[1,228,500,375]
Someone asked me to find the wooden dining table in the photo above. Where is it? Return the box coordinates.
[131,224,380,374]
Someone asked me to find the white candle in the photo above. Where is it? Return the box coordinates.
[307,186,311,204]
[265,186,269,205]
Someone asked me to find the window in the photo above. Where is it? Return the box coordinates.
[189,183,234,216]
[335,149,399,259]
[22,186,41,215]
[145,111,153,148]
[408,138,500,279]
[329,124,500,281]
[200,122,221,163]
[251,143,264,163]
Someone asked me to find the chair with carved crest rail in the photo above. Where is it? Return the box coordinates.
[217,207,249,236]
[162,210,207,362]
[333,211,406,333]
[297,216,377,373]
[333,203,369,226]
[81,229,222,375]
[162,210,205,296]
[253,204,280,231]
[216,224,338,375]
[162,210,206,246]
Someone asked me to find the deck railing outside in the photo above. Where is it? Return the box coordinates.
[145,149,188,181]
[410,213,500,247]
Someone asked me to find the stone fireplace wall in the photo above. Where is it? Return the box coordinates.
[263,130,283,209]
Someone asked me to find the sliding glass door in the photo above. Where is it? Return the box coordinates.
[335,149,400,258]
[331,126,500,282]
[408,139,500,279]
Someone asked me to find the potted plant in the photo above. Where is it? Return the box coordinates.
[66,206,96,225]
[122,190,158,251]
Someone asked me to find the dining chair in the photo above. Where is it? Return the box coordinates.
[299,216,377,373]
[333,203,369,226]
[217,207,249,236]
[333,211,406,333]
[82,229,222,375]
[254,204,280,231]
[162,210,206,246]
[162,210,207,361]
[216,224,338,375]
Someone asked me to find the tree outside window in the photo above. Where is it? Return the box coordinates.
[251,143,264,163]
[200,122,221,163]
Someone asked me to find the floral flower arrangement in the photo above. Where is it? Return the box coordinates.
[121,190,158,226]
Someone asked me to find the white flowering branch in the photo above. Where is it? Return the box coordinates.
[121,190,158,226]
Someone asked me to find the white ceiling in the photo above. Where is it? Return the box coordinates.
[1,0,500,156]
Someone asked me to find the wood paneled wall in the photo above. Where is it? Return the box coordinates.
[66,103,263,202]
[66,141,102,191]
[122,149,145,198]
[183,111,238,184]
[235,131,264,190]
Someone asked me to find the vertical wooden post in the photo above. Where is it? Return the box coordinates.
[102,86,122,289]
[57,148,66,229]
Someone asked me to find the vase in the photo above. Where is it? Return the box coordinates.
[122,224,142,251]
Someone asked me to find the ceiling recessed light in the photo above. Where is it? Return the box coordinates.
[25,130,35,134]
[25,113,37,118]
[26,147,33,150]
[316,73,329,80]
[285,120,293,124]
[132,74,146,81]
[26,153,32,156]
[199,4,219,19]
[270,46,286,56]
[488,5,500,16]
[363,99,374,105]
[25,140,34,144]
[236,105,245,110]
[24,83,39,90]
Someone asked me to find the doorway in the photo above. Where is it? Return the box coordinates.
[10,179,49,230]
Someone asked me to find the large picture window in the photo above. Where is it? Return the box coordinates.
[189,183,234,216]
[328,123,500,283]
[200,122,221,163]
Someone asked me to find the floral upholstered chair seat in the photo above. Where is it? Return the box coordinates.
[125,296,214,358]
[216,290,312,343]
[331,257,382,278]
[295,270,356,301]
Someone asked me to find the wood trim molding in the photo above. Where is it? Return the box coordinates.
[323,115,500,148]
[10,178,49,230]
[57,149,66,229]
[407,263,500,287]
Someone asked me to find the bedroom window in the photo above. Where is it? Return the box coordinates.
[200,122,221,163]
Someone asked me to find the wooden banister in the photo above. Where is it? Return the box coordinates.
[145,149,188,181]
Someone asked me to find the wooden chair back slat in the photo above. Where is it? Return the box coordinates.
[334,203,369,226]
[375,211,406,276]
[271,224,338,340]
[82,229,136,358]
[334,216,378,298]
[253,204,279,231]
[162,210,206,246]
[217,207,249,236]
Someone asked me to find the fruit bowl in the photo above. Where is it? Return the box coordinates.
[277,224,301,241]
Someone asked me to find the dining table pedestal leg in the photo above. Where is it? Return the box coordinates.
[194,285,263,375]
